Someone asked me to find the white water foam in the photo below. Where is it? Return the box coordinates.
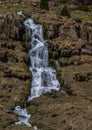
[24,18,60,100]
[14,106,31,127]
[14,18,60,129]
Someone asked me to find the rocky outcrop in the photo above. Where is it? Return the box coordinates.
[0,40,31,129]
[82,0,92,5]
[0,4,92,130]
[0,12,25,41]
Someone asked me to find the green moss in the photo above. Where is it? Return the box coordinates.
[33,18,41,25]
[76,5,90,12]
[42,23,49,39]
[31,122,45,129]
[0,33,7,41]
[31,122,55,130]
[63,85,71,90]
[56,69,64,87]
[49,59,55,68]
[22,42,31,55]
[27,105,36,114]
[88,5,92,11]
[71,13,92,22]
[58,57,69,66]
[6,4,32,11]
[17,101,27,108]
[57,68,72,91]
[40,0,49,10]
[60,5,71,18]
[26,79,31,97]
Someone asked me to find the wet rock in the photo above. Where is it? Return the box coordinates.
[81,48,92,55]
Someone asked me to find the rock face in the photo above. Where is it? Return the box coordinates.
[0,3,92,130]
[30,11,92,68]
[82,0,92,5]
[0,12,25,41]
[0,40,31,129]
[25,9,92,130]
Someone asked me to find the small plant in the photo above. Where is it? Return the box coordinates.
[76,5,89,12]
[40,0,49,10]
[60,5,71,18]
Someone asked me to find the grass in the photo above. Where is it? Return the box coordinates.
[58,57,69,66]
[6,4,32,10]
[0,4,32,14]
[71,11,92,22]
[31,122,55,130]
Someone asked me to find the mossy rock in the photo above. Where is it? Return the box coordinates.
[56,68,64,87]
[27,105,36,115]
[49,59,55,67]
[22,42,32,52]
[76,5,90,12]
[31,122,54,130]
[58,57,69,66]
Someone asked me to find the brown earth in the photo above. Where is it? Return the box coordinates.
[0,1,92,130]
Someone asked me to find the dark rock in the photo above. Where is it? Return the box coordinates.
[74,73,88,82]
[47,24,59,39]
[75,24,81,38]
[0,12,25,41]
[51,114,57,117]
[61,49,71,57]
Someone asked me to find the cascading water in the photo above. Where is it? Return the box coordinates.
[24,18,60,100]
[14,18,60,128]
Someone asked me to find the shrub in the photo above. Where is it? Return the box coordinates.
[60,5,71,18]
[40,0,49,10]
[76,5,89,12]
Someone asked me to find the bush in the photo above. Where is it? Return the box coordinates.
[60,5,71,18]
[40,0,49,10]
[59,0,67,3]
[76,5,89,12]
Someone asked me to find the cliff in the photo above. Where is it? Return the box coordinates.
[0,1,92,130]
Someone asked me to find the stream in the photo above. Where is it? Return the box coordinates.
[14,18,60,129]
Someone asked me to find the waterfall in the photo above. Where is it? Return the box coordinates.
[14,106,31,127]
[24,18,60,100]
[14,18,60,128]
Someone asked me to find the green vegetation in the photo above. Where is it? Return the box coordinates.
[71,13,92,21]
[58,57,69,67]
[0,4,32,13]
[60,5,71,17]
[49,59,55,68]
[27,105,36,114]
[76,4,90,12]
[59,0,67,4]
[26,79,31,97]
[40,0,49,10]
[6,4,31,10]
[57,69,64,87]
[32,122,55,130]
